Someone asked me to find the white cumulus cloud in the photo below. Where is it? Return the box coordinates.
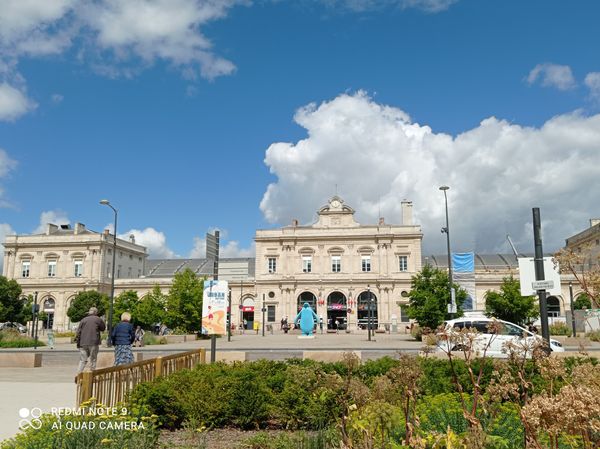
[260,92,600,255]
[585,72,600,102]
[119,227,176,258]
[527,63,576,91]
[0,83,36,121]
[33,210,71,234]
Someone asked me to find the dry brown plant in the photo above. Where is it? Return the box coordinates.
[554,244,600,306]
[437,322,499,448]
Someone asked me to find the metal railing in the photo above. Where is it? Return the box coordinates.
[76,348,206,407]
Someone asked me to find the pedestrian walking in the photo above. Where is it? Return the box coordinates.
[254,321,259,334]
[112,312,135,366]
[75,307,106,373]
[134,325,145,347]
[319,316,324,334]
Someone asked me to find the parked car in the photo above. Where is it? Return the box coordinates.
[0,322,27,334]
[437,317,564,357]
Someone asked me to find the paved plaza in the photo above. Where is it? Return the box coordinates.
[1,330,598,441]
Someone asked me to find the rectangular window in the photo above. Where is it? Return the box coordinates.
[331,256,341,272]
[302,256,312,273]
[117,265,122,278]
[138,269,142,277]
[398,255,408,272]
[361,255,371,272]
[47,260,57,277]
[22,261,31,278]
[74,260,83,277]
[107,263,111,278]
[267,305,276,322]
[268,257,277,273]
[128,267,132,278]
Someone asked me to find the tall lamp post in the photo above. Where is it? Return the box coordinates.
[439,186,454,317]
[367,285,372,342]
[569,282,576,337]
[100,199,117,347]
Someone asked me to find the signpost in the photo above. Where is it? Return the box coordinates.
[532,208,550,347]
[202,279,229,362]
[206,230,220,362]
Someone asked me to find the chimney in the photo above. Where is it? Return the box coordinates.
[103,228,110,237]
[401,200,413,225]
[590,219,600,228]
[292,219,299,227]
[379,217,385,225]
[46,224,58,235]
[129,234,136,244]
[74,223,86,234]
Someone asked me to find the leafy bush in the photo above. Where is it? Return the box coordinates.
[0,330,45,348]
[549,322,572,336]
[239,429,337,449]
[141,333,167,346]
[417,393,470,435]
[53,331,75,338]
[588,330,600,342]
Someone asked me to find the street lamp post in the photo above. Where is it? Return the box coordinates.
[569,282,576,337]
[439,186,454,318]
[262,294,266,337]
[32,291,39,349]
[227,288,232,342]
[367,286,372,342]
[100,199,118,347]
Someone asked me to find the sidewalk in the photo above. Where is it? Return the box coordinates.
[0,367,75,441]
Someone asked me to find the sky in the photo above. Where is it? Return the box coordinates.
[1,0,600,265]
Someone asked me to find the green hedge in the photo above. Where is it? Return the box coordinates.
[0,330,45,348]
[127,356,518,432]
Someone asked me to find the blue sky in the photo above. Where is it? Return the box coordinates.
[1,0,600,261]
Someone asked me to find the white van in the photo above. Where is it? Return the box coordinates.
[437,317,564,357]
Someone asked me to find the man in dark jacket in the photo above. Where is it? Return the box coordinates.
[75,307,106,373]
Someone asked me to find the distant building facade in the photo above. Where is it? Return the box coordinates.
[2,197,582,331]
[565,218,600,267]
[2,223,147,331]
[253,196,422,329]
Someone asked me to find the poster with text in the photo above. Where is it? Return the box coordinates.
[202,280,228,335]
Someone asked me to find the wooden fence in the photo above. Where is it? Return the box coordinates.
[76,348,206,407]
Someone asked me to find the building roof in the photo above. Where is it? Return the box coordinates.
[144,258,255,278]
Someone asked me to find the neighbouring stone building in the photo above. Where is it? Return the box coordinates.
[565,218,600,266]
[2,196,584,331]
[2,223,147,331]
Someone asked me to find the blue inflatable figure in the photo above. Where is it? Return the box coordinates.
[295,302,318,336]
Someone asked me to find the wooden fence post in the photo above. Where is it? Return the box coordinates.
[154,356,163,378]
[80,372,93,405]
[199,348,206,364]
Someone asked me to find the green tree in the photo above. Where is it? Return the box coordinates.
[134,285,167,329]
[67,291,109,323]
[573,293,592,310]
[484,275,539,326]
[113,290,139,326]
[165,269,204,332]
[407,265,467,329]
[0,275,25,323]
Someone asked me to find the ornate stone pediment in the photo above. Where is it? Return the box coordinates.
[314,196,359,228]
